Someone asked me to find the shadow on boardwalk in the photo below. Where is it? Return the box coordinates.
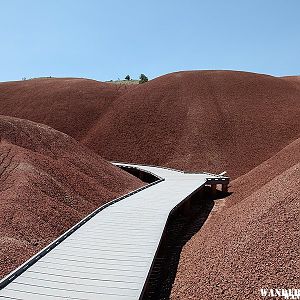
[142,187,231,300]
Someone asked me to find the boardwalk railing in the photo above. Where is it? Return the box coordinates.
[0,167,163,290]
[0,163,229,299]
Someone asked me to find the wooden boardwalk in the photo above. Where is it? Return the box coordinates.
[0,163,229,300]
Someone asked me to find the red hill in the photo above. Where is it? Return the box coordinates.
[83,71,300,178]
[1,72,299,296]
[281,75,300,89]
[0,78,134,140]
[0,115,143,278]
[1,72,299,179]
[171,137,300,300]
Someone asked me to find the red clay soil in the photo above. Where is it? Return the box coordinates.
[83,71,300,179]
[1,71,299,296]
[0,115,143,279]
[170,138,300,300]
[0,78,135,140]
[1,72,299,180]
[281,76,300,89]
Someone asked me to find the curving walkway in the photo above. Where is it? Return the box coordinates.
[0,163,229,300]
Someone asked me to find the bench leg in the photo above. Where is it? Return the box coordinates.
[222,184,228,193]
[211,184,217,196]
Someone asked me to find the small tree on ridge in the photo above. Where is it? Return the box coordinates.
[139,74,148,84]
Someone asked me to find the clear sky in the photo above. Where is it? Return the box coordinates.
[1,0,299,82]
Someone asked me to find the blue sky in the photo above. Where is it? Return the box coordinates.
[0,0,299,82]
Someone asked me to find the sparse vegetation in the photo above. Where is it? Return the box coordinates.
[105,74,149,85]
[139,74,148,84]
[106,79,139,85]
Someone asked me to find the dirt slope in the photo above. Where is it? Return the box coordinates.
[171,138,300,300]
[0,115,143,279]
[83,71,300,179]
[1,72,299,179]
[282,75,300,87]
[0,78,134,140]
